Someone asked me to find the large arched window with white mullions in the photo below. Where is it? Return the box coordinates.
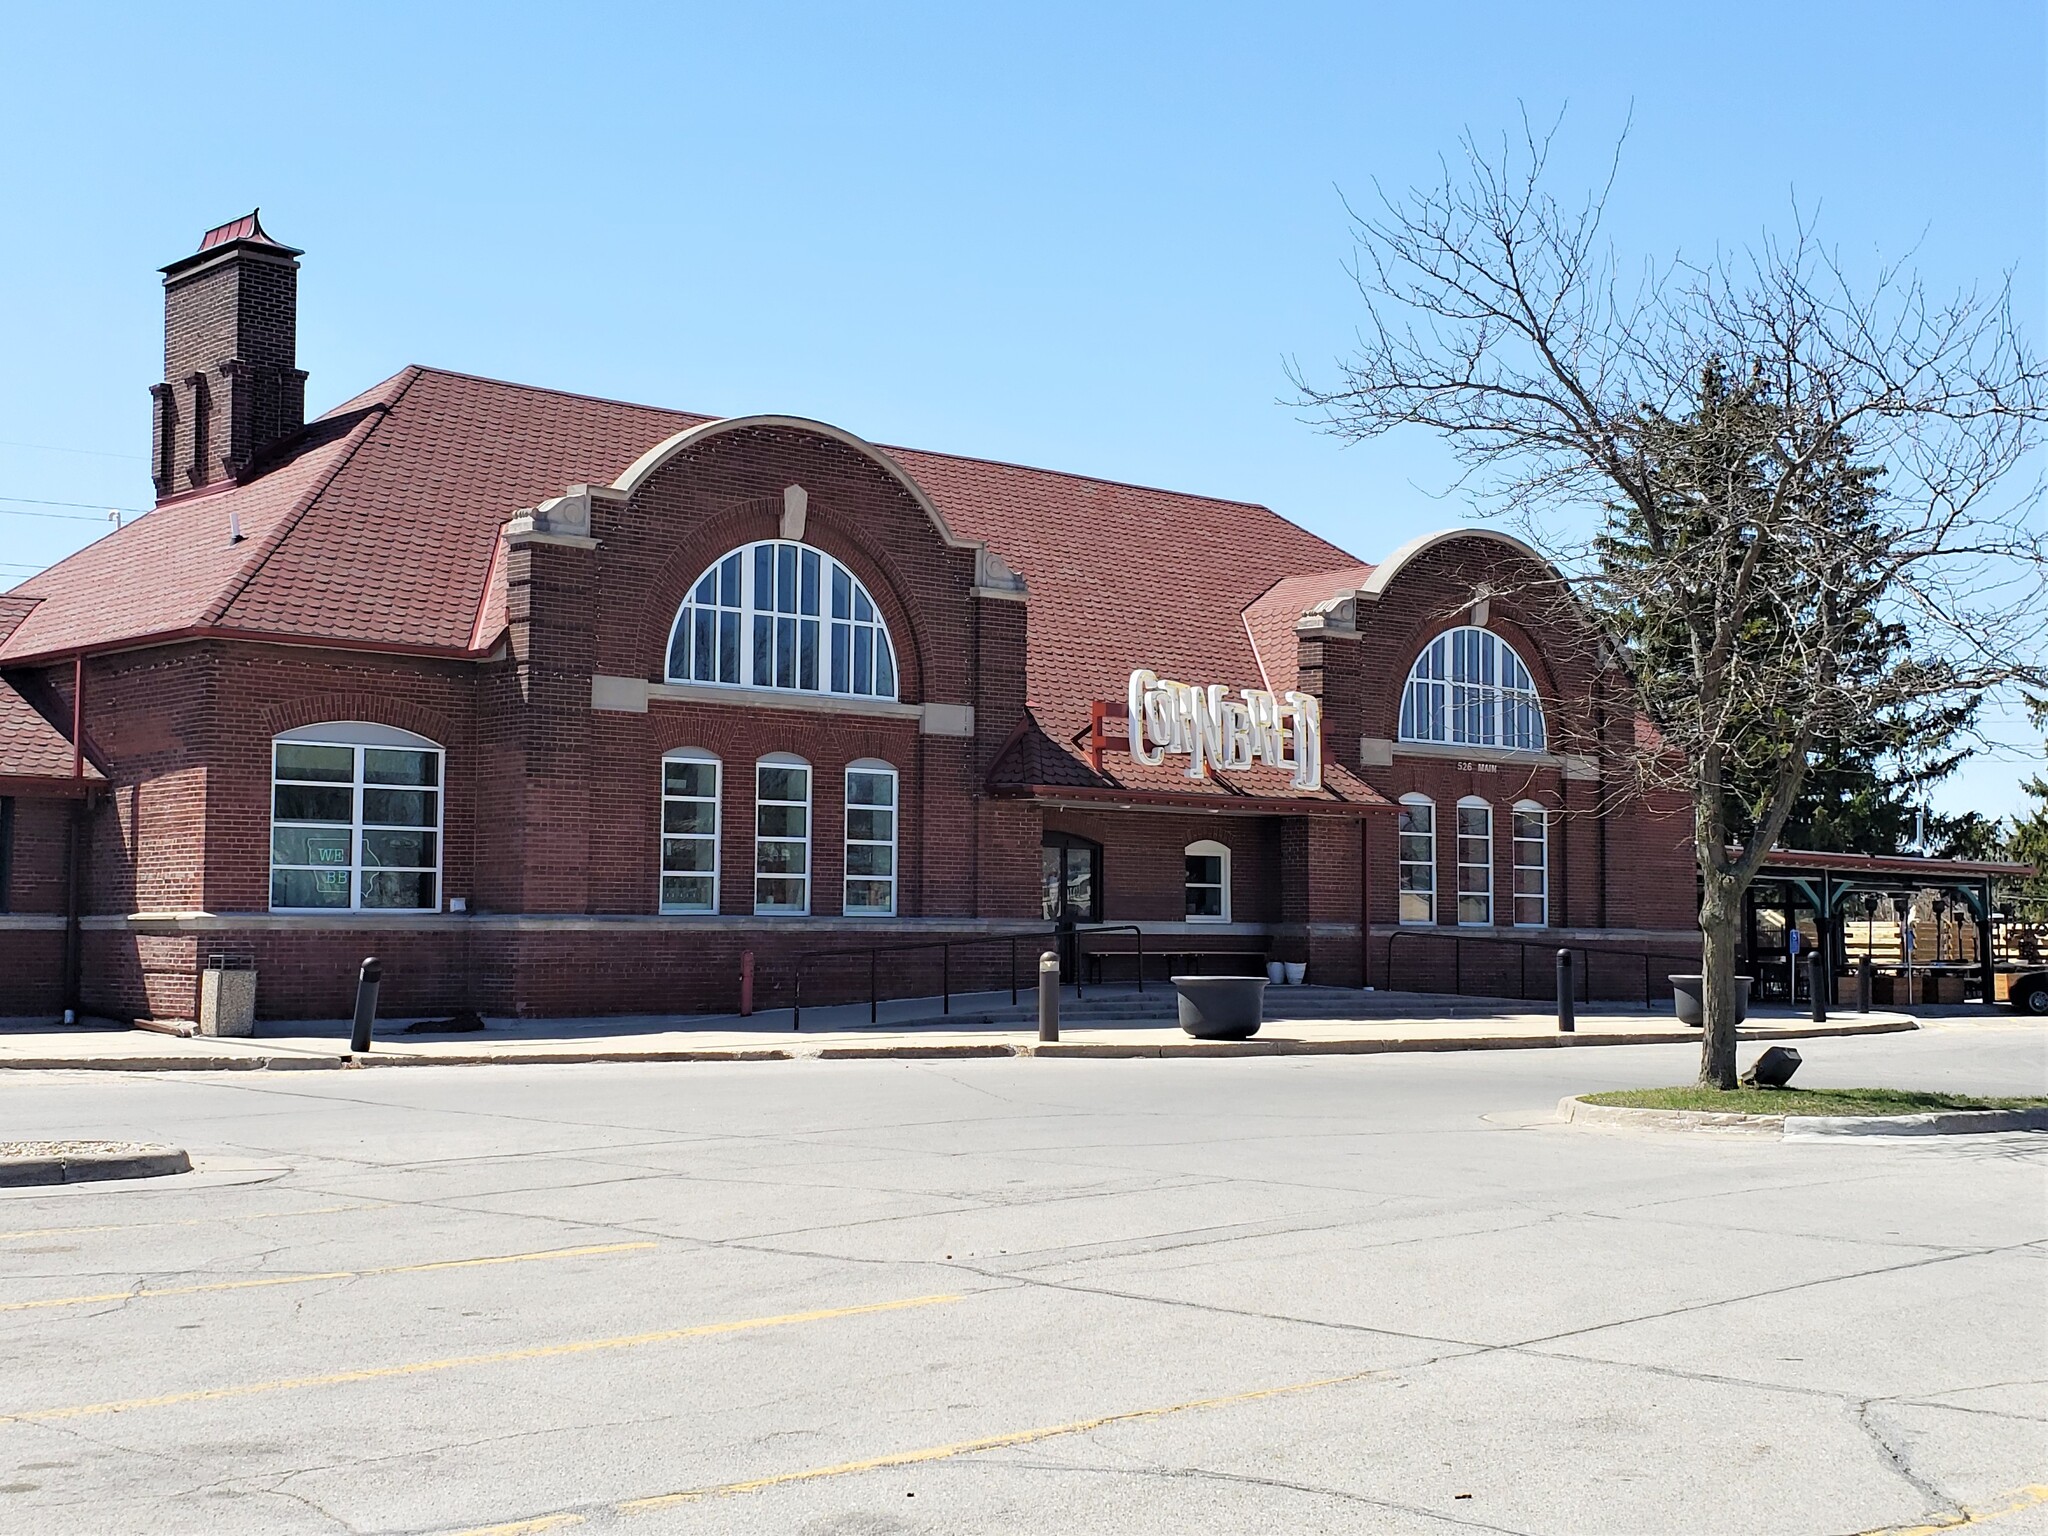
[1399,627,1545,751]
[666,541,898,700]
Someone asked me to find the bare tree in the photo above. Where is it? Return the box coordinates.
[1294,119,2048,1087]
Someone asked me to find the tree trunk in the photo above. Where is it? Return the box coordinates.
[1697,876,1742,1089]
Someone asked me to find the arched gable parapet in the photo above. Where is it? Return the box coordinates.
[1358,527,1558,602]
[613,415,980,556]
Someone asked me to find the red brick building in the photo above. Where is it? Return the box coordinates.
[0,215,1697,1024]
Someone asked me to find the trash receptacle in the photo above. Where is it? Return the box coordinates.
[198,956,256,1037]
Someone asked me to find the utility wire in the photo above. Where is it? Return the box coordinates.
[0,507,123,523]
[0,439,148,462]
[0,494,151,513]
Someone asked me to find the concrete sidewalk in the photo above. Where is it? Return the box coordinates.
[0,986,1923,1070]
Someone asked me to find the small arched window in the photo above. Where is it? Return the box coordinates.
[1511,800,1549,928]
[667,540,898,700]
[1184,840,1230,923]
[844,760,899,917]
[270,723,442,912]
[1399,626,1545,751]
[659,748,721,914]
[1397,795,1435,925]
[754,753,812,915]
[1456,796,1494,927]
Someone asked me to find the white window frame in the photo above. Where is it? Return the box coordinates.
[658,748,721,914]
[269,722,443,914]
[666,540,899,701]
[1512,801,1549,929]
[1456,796,1494,927]
[843,759,898,918]
[754,753,812,915]
[1397,795,1436,926]
[1398,626,1546,751]
[1184,839,1231,923]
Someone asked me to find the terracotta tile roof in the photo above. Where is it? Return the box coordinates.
[986,712,1388,813]
[1240,566,1374,693]
[0,365,1389,809]
[0,677,99,784]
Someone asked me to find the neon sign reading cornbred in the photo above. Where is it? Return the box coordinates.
[1127,669,1323,790]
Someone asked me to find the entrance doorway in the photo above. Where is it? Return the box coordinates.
[1042,832,1101,980]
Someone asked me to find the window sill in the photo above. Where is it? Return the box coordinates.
[1386,740,1559,767]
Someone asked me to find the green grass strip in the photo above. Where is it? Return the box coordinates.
[1580,1086,2048,1116]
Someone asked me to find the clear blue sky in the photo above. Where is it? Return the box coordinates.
[3,2,2042,818]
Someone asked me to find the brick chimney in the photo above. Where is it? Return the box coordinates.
[151,210,307,499]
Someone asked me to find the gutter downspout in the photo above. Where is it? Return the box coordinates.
[1359,815,1372,990]
[62,652,84,1023]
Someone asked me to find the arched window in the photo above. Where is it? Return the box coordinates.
[1397,795,1435,925]
[1399,627,1545,751]
[1512,800,1548,928]
[270,723,441,912]
[1456,797,1494,926]
[844,760,898,917]
[659,749,721,914]
[754,753,812,915]
[1184,840,1230,923]
[667,541,898,700]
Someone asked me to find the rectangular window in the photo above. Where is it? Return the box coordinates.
[1512,807,1548,928]
[1456,802,1493,926]
[844,765,897,916]
[755,761,810,914]
[270,739,440,912]
[1397,801,1435,924]
[660,756,720,913]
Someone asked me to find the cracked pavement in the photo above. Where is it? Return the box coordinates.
[0,1018,2040,1534]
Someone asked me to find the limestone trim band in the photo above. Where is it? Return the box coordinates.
[590,674,973,735]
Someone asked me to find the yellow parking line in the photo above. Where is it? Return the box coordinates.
[0,1240,657,1313]
[0,1202,393,1242]
[618,1369,1381,1513]
[3,1293,961,1423]
[1860,1484,2048,1535]
[444,1518,587,1536]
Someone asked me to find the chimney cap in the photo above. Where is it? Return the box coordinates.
[162,208,303,277]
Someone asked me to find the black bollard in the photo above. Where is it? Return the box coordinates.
[350,956,382,1054]
[1037,951,1060,1042]
[1556,949,1575,1034]
[1857,955,1873,1015]
[1808,951,1828,1024]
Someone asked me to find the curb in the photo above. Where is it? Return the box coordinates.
[1559,1095,2048,1138]
[0,1013,1920,1073]
[0,1145,193,1187]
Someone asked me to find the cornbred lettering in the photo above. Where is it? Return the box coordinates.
[1127,669,1323,789]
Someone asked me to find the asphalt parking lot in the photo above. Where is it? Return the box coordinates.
[0,1019,2042,1535]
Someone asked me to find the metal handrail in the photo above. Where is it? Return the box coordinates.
[1383,929,1703,1009]
[1067,924,1146,997]
[788,924,1146,1031]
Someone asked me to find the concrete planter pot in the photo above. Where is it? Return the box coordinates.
[1281,961,1307,986]
[1266,962,1286,985]
[1669,974,1752,1027]
[1173,975,1268,1040]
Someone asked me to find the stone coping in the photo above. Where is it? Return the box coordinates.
[1559,1095,2048,1138]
